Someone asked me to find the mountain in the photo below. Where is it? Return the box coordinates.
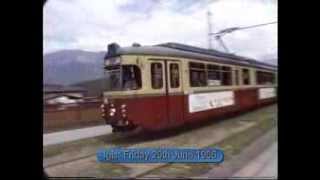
[72,78,107,97]
[259,53,278,66]
[263,58,278,66]
[43,50,106,85]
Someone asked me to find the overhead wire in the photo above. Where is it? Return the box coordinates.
[210,21,277,36]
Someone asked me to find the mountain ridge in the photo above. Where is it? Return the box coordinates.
[43,49,106,85]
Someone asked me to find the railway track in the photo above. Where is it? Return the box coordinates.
[44,122,218,169]
[43,117,228,168]
[44,128,144,168]
[44,105,277,178]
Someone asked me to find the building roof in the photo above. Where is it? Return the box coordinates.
[104,42,277,71]
[44,84,87,93]
[44,94,83,100]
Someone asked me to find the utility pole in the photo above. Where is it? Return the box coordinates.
[207,10,213,49]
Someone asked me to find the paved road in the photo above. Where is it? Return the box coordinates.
[232,142,277,178]
[43,125,112,146]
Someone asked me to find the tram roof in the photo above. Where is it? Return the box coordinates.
[105,42,277,71]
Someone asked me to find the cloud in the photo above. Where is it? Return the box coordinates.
[207,0,277,59]
[43,0,277,60]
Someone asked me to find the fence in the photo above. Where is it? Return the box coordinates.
[43,101,105,132]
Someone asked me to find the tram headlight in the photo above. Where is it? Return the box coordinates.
[120,104,127,118]
[100,104,105,112]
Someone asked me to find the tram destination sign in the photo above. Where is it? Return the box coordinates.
[105,57,121,66]
[189,91,235,113]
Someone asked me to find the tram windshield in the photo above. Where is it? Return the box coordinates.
[104,65,142,91]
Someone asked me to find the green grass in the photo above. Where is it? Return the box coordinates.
[211,116,276,159]
[141,115,277,177]
[96,163,131,177]
[43,135,106,158]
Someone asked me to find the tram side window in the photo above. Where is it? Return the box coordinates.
[221,66,232,85]
[242,68,250,85]
[256,71,275,85]
[207,64,221,86]
[170,63,180,88]
[189,62,207,87]
[122,65,142,90]
[151,63,163,89]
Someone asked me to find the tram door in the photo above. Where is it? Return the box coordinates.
[165,60,184,127]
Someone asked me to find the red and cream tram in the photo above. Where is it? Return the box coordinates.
[100,42,277,132]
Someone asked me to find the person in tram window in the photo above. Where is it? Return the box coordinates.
[123,66,138,90]
[171,64,179,88]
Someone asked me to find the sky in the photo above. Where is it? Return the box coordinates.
[43,0,277,60]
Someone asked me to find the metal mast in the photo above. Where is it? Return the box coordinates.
[207,10,213,49]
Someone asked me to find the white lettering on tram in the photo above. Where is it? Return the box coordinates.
[258,88,276,99]
[188,91,235,113]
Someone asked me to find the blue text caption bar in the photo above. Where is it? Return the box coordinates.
[97,148,224,163]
